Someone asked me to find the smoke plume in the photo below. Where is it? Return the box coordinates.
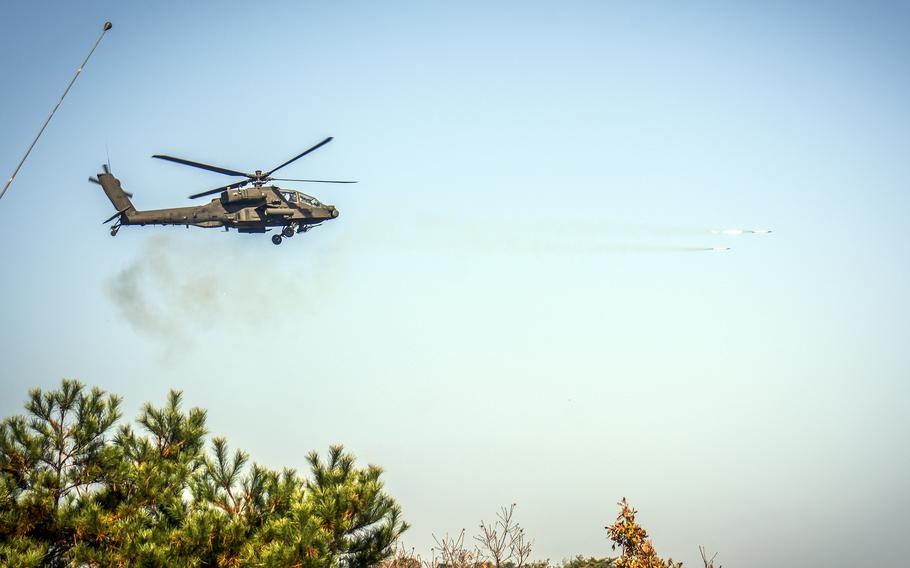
[105,234,346,349]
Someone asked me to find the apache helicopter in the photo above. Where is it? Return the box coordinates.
[90,137,354,245]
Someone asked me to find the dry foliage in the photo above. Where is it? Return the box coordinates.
[605,498,682,568]
[383,500,721,568]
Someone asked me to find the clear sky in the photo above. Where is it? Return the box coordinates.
[1,2,908,566]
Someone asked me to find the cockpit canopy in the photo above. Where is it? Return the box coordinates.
[281,190,321,206]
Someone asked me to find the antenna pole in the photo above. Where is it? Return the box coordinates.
[0,21,113,202]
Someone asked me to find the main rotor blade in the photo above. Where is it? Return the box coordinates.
[189,179,250,200]
[265,137,333,177]
[270,178,357,184]
[153,154,253,178]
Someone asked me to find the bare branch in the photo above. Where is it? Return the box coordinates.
[699,545,720,568]
[475,504,534,568]
[433,530,480,568]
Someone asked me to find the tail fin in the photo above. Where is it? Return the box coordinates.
[97,172,136,217]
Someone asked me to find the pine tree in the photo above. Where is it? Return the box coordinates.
[1,380,408,567]
[0,379,121,567]
[306,445,409,568]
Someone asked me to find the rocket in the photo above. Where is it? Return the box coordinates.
[710,229,773,235]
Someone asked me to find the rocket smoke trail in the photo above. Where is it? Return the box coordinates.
[710,229,772,235]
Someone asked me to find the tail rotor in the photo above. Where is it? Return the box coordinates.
[89,162,132,197]
[89,160,135,233]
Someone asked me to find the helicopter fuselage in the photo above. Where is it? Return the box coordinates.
[97,172,338,242]
[123,186,339,232]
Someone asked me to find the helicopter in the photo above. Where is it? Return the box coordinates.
[90,137,355,245]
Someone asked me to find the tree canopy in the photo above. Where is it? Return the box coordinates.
[606,498,681,568]
[0,379,408,567]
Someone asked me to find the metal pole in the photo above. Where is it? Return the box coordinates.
[0,21,113,202]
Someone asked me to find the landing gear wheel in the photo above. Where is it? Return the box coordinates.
[110,226,119,237]
[272,234,283,245]
[282,226,295,238]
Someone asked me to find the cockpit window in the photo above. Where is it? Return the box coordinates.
[300,193,321,206]
[280,190,321,206]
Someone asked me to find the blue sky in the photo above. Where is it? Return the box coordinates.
[1,2,908,566]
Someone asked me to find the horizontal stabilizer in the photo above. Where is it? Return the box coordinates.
[102,206,132,224]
